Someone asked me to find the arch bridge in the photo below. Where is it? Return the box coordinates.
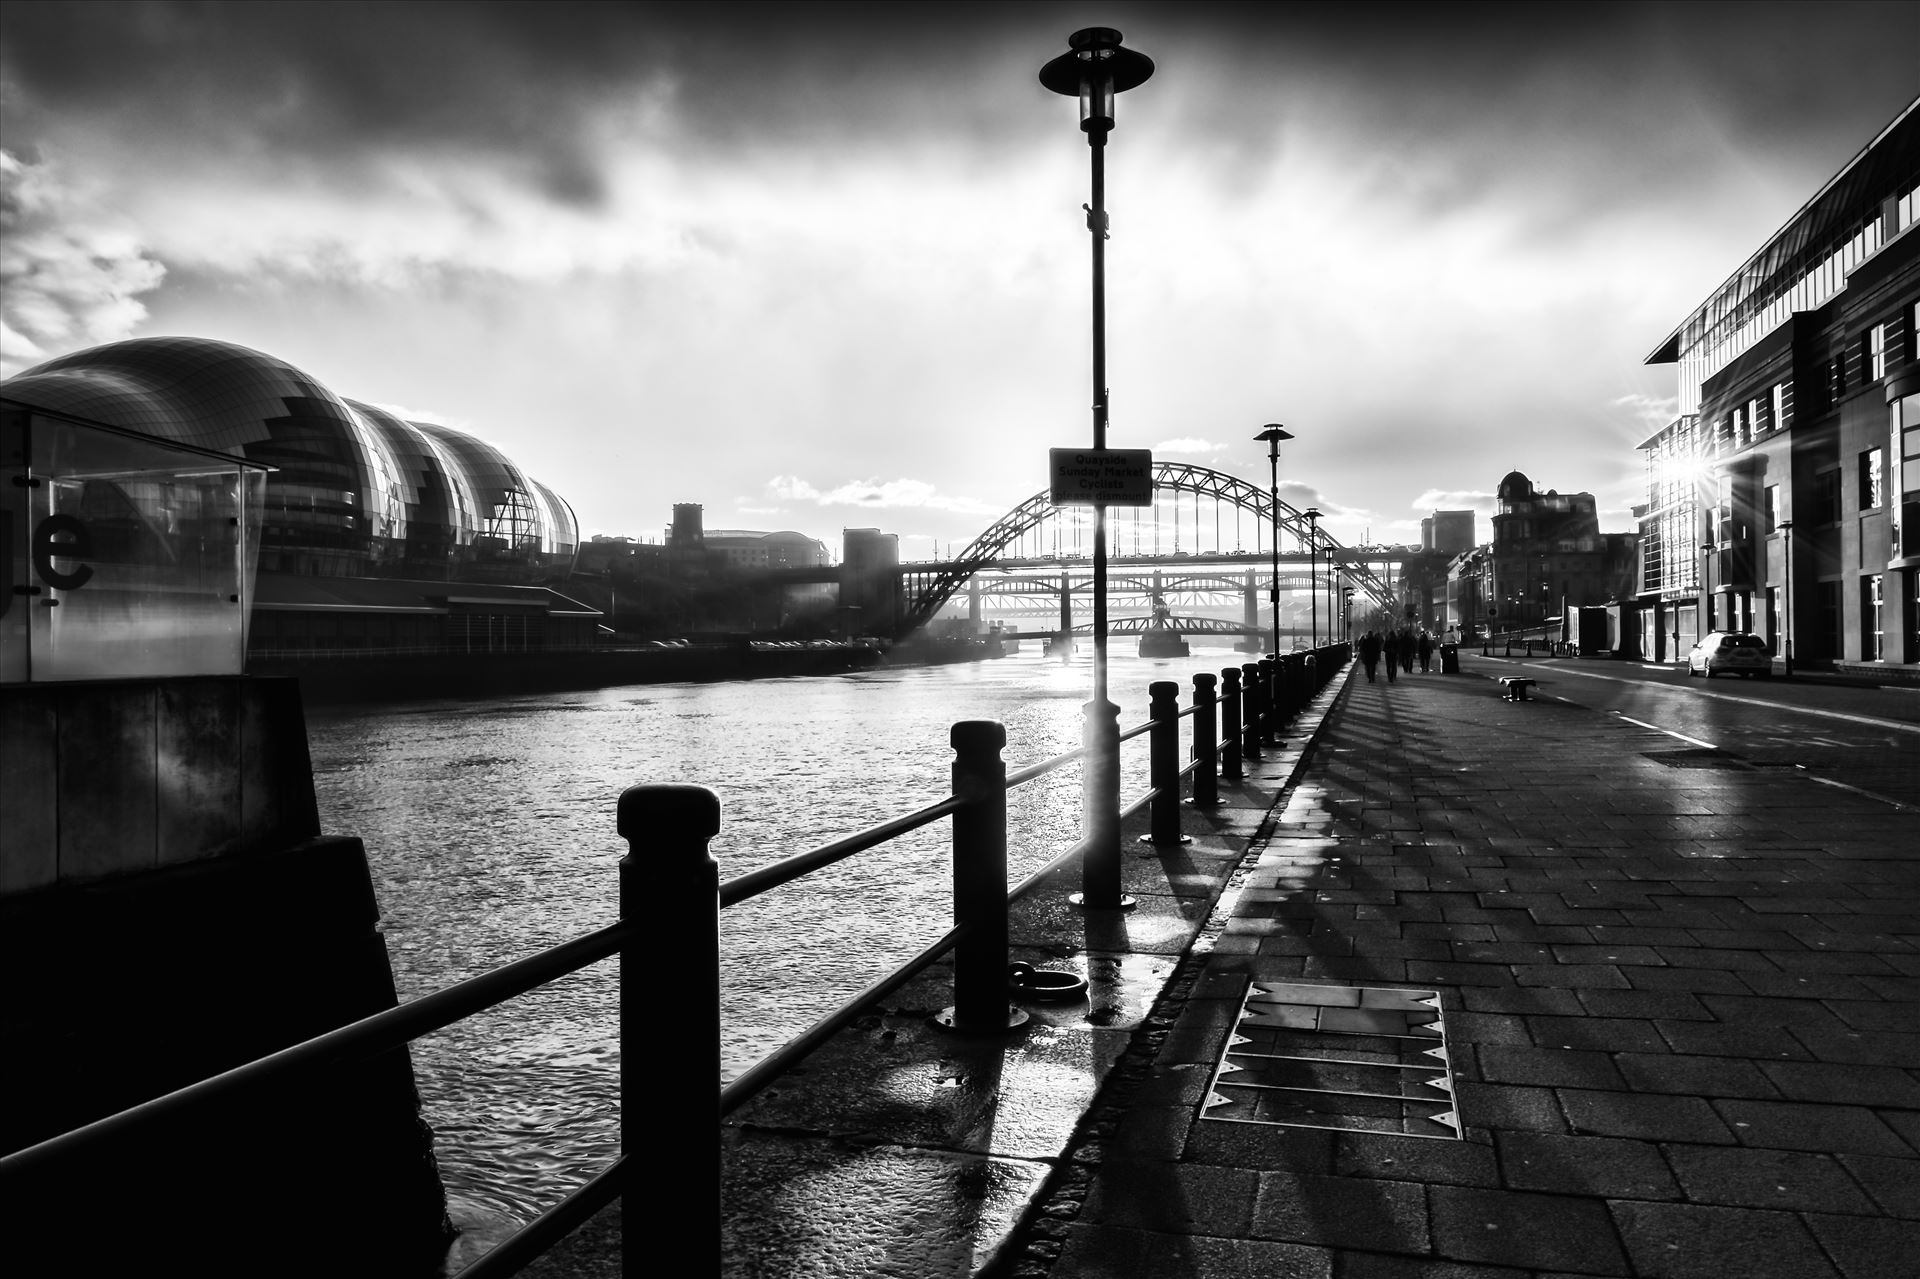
[896,463,1401,637]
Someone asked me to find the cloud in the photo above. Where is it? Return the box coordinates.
[766,475,1001,515]
[0,149,166,376]
[1611,392,1680,434]
[1413,489,1497,513]
[364,399,465,428]
[1152,437,1228,455]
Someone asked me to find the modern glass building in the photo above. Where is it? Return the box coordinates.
[1640,99,1920,674]
[1,336,578,582]
[2,337,594,659]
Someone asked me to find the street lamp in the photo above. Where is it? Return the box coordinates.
[1777,519,1793,677]
[1255,425,1293,655]
[1042,27,1153,911]
[1304,507,1322,649]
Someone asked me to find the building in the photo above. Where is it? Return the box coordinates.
[1476,472,1637,632]
[1421,510,1476,557]
[1640,100,1919,673]
[841,527,901,636]
[2,337,596,656]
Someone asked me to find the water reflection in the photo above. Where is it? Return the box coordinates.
[307,644,1242,1222]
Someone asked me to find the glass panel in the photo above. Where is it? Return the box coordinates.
[9,412,264,681]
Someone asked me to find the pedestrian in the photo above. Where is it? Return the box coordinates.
[1383,629,1400,682]
[1402,629,1415,673]
[1359,629,1381,682]
[1418,630,1433,673]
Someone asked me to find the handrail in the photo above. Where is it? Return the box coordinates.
[7,643,1353,1279]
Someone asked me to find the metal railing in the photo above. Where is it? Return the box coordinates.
[0,644,1350,1277]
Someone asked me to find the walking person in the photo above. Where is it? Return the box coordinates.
[1383,629,1400,683]
[1402,628,1415,673]
[1418,630,1434,673]
[1359,629,1381,682]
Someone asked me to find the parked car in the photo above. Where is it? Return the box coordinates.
[1687,631,1772,678]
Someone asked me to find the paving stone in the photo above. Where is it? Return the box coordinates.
[1835,1153,1920,1218]
[1051,1224,1334,1279]
[1332,1250,1532,1278]
[1523,1014,1666,1053]
[1620,965,1753,994]
[1755,1060,1920,1107]
[1184,1118,1336,1174]
[1494,1131,1680,1199]
[1800,1213,1920,1279]
[1510,962,1631,989]
[1476,1046,1624,1090]
[1608,1200,1839,1279]
[1249,1170,1430,1254]
[1426,1185,1627,1274]
[1663,1145,1880,1213]
[1711,1098,1915,1156]
[1557,1089,1735,1144]
[1655,1019,1812,1060]
[1331,1133,1500,1189]
[1785,1026,1920,1067]
[1442,1012,1533,1046]
[1611,1052,1780,1099]
[1456,987,1583,1016]
[1451,1081,1567,1134]
[1078,1161,1259,1236]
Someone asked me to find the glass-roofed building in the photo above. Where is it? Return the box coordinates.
[2,337,595,658]
[1638,98,1919,675]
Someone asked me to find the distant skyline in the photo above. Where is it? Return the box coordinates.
[3,1,1916,554]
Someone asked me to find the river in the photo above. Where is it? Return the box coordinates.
[306,641,1252,1225]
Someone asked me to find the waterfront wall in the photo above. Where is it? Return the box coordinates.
[0,676,452,1277]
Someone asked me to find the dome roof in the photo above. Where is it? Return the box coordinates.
[1496,470,1533,500]
[3,336,577,581]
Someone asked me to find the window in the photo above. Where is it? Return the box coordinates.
[1814,468,1842,525]
[1772,383,1788,433]
[1731,405,1747,446]
[1764,485,1780,533]
[1861,447,1885,510]
[1863,575,1884,661]
[1750,396,1768,438]
[1868,324,1887,382]
[1830,355,1846,402]
[1817,581,1842,659]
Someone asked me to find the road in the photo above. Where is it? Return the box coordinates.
[1475,654,1920,813]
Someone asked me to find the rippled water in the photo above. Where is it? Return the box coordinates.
[306,643,1246,1224]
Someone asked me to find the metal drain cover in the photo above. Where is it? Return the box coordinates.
[1201,981,1460,1139]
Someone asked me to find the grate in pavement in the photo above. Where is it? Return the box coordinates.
[1200,981,1460,1139]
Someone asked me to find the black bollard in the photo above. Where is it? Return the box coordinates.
[936,721,1027,1033]
[1220,667,1243,781]
[1142,681,1189,845]
[1189,672,1219,807]
[618,783,722,1278]
[1260,654,1282,744]
[1241,663,1264,761]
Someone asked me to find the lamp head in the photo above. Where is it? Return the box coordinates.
[1040,28,1154,135]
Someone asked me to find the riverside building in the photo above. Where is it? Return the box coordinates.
[1639,99,1920,674]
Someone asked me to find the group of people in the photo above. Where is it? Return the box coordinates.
[1357,627,1435,683]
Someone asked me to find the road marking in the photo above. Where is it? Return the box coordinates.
[1612,713,1718,750]
[1798,771,1916,812]
[1514,662,1920,736]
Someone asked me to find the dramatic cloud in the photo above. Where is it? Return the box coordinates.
[1153,437,1229,455]
[0,150,166,376]
[765,476,1002,516]
[1414,490,1498,513]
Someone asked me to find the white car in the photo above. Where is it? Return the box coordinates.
[1687,631,1773,678]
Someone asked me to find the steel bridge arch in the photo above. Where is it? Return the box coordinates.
[898,462,1396,635]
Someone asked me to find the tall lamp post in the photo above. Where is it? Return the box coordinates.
[1041,27,1153,911]
[1777,519,1794,677]
[1304,507,1322,649]
[1255,425,1293,654]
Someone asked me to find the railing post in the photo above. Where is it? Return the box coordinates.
[1259,654,1281,744]
[1142,681,1189,845]
[1240,662,1263,761]
[937,721,1028,1032]
[1073,697,1136,910]
[1219,667,1243,780]
[618,783,721,1279]
[1189,672,1219,807]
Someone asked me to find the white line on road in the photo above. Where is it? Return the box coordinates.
[1512,662,1920,736]
[1612,713,1718,750]
[1800,772,1916,812]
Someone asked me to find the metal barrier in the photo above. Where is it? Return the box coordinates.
[0,644,1351,1277]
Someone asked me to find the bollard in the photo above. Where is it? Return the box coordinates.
[1073,699,1135,911]
[1303,652,1317,700]
[1219,667,1243,781]
[936,721,1027,1032]
[1189,672,1219,807]
[1260,654,1282,744]
[1241,663,1264,761]
[618,783,722,1278]
[1141,681,1190,845]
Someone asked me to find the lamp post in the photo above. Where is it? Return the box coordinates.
[1304,506,1322,649]
[1041,27,1153,911]
[1777,519,1793,677]
[1255,425,1292,655]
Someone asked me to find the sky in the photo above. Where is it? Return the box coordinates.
[2,1,1916,557]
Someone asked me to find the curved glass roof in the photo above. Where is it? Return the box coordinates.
[2,336,577,581]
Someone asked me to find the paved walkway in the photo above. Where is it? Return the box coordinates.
[1003,654,1919,1278]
